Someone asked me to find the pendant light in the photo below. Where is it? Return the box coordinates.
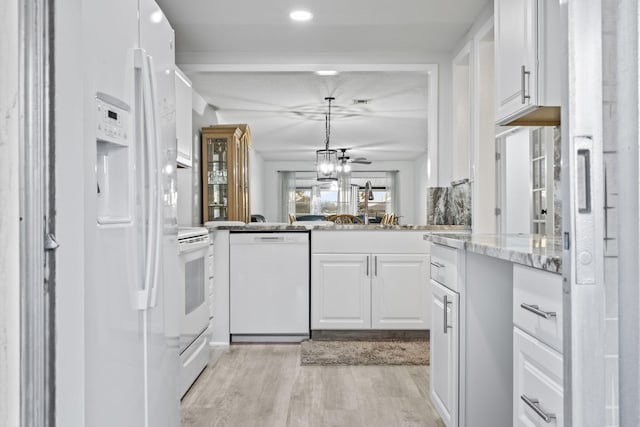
[316,97,338,181]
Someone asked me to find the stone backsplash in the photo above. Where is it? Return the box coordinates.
[426,181,472,226]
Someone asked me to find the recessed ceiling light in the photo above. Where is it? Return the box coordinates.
[315,70,338,76]
[290,10,313,21]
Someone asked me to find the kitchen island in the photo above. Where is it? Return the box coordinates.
[425,233,563,427]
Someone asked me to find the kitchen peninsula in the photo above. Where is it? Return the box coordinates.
[426,233,563,427]
[207,224,468,344]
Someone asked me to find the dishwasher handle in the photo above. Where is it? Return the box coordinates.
[254,236,285,242]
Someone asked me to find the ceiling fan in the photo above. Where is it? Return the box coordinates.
[337,148,372,168]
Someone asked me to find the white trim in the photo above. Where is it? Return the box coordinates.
[179,63,439,73]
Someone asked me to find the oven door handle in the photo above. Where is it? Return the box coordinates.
[179,240,210,254]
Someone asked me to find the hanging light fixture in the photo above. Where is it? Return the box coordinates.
[316,97,338,181]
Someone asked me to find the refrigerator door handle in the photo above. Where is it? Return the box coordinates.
[144,52,163,308]
[134,48,160,310]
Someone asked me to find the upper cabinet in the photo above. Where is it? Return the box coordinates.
[201,124,251,223]
[494,0,561,126]
[175,67,193,167]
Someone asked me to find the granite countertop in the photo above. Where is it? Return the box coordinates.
[205,223,471,232]
[427,233,563,273]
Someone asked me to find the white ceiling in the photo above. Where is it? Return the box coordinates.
[157,0,490,161]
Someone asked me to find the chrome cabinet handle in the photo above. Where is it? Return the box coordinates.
[521,65,531,104]
[430,261,444,268]
[366,256,369,276]
[520,303,557,319]
[374,256,378,276]
[521,395,556,423]
[443,295,453,334]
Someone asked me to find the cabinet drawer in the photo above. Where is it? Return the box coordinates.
[514,327,564,426]
[430,243,458,291]
[513,264,563,352]
[312,231,430,254]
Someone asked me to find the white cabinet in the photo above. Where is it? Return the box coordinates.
[311,231,431,331]
[512,264,564,426]
[311,253,429,330]
[311,254,371,329]
[430,280,459,427]
[514,328,563,426]
[430,242,461,427]
[175,67,192,167]
[494,0,561,125]
[372,254,430,329]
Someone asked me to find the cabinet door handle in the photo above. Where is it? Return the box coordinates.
[521,65,531,104]
[374,256,378,276]
[521,395,556,423]
[520,303,556,319]
[366,256,369,276]
[443,295,453,334]
[430,261,444,268]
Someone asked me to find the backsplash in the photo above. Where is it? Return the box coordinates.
[426,181,472,226]
[553,126,562,238]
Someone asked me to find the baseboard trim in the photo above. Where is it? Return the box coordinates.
[310,329,430,341]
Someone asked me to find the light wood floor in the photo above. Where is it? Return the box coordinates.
[181,344,445,427]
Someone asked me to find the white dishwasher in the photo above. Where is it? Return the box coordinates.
[229,232,310,342]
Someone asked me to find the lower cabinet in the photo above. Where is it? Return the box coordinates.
[311,253,429,330]
[513,327,564,426]
[513,265,564,426]
[430,280,459,427]
[311,254,371,329]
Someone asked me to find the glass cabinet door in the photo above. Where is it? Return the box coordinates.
[206,137,228,221]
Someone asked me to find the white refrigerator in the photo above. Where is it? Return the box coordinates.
[83,0,180,426]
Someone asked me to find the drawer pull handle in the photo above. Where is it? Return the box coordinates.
[521,65,531,104]
[431,262,445,268]
[520,303,557,319]
[521,394,556,423]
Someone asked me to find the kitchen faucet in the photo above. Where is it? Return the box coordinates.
[364,180,374,224]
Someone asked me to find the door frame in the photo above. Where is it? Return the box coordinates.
[19,0,56,425]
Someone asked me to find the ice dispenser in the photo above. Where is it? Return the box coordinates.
[95,93,132,224]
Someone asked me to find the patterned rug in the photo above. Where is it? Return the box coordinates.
[300,340,429,366]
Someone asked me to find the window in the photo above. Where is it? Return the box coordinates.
[279,171,398,221]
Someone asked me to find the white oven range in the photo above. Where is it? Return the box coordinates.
[177,227,210,397]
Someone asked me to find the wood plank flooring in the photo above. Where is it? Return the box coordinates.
[181,344,445,427]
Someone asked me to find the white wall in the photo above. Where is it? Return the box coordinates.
[414,153,430,224]
[0,0,20,425]
[182,90,219,225]
[249,148,265,217]
[472,22,497,234]
[504,129,531,233]
[55,0,86,425]
[261,159,417,224]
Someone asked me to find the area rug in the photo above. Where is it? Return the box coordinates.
[300,340,429,366]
